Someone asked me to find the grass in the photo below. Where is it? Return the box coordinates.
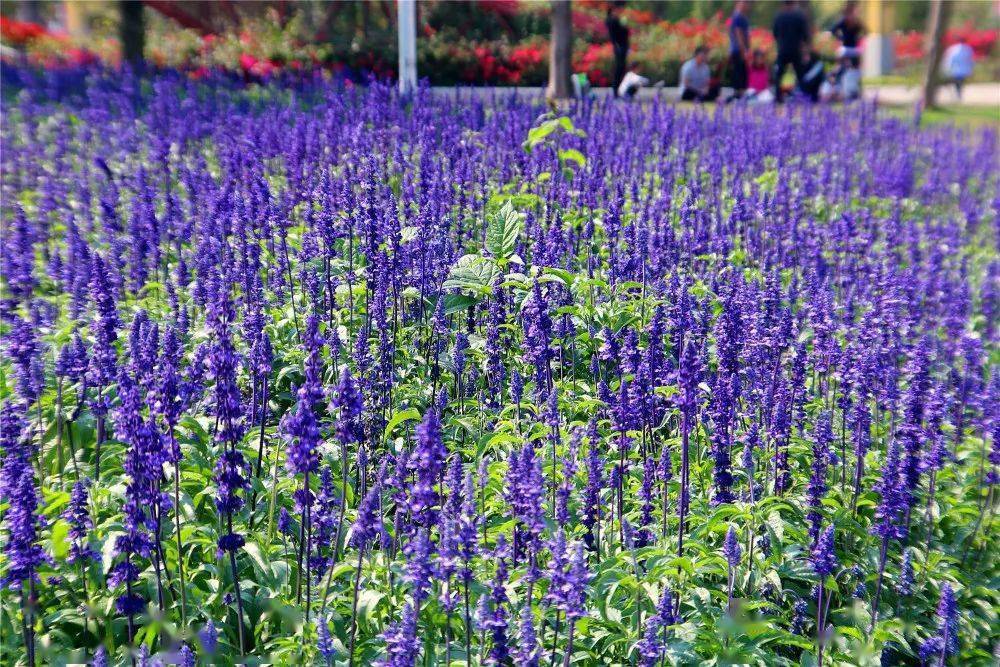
[882,103,1000,128]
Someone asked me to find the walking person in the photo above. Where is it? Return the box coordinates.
[728,0,751,100]
[831,0,864,67]
[606,1,630,97]
[943,37,974,100]
[772,0,811,102]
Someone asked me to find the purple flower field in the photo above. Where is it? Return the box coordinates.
[1,69,998,666]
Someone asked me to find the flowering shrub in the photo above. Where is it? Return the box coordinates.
[894,22,999,67]
[0,68,998,667]
[0,5,851,87]
[0,16,47,46]
[573,42,612,87]
[508,41,547,83]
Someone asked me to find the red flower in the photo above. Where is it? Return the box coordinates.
[571,10,606,40]
[624,9,657,26]
[894,23,997,65]
[239,53,258,71]
[1,16,48,46]
[510,44,544,69]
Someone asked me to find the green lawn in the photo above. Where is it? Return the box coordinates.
[882,103,1000,128]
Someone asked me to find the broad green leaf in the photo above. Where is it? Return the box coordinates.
[485,200,522,261]
[558,148,587,169]
[443,293,479,316]
[384,408,421,440]
[443,254,500,295]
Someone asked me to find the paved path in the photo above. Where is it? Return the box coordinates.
[862,82,1000,108]
[431,82,1000,109]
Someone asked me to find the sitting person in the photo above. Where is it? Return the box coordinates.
[747,49,770,95]
[679,46,720,102]
[618,65,650,99]
[797,46,824,102]
[821,55,861,102]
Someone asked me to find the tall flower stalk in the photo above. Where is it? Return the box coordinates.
[811,526,837,666]
[207,280,250,652]
[1,404,48,666]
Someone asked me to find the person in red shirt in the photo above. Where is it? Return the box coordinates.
[747,49,770,94]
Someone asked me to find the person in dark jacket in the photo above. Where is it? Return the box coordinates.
[797,45,824,102]
[606,1,630,97]
[728,0,751,99]
[771,0,811,102]
[831,1,864,67]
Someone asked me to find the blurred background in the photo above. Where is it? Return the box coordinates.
[2,0,997,87]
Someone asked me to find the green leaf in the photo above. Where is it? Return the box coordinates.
[485,200,522,261]
[244,541,274,586]
[357,589,386,626]
[50,520,70,559]
[384,408,421,440]
[558,148,587,169]
[443,293,479,316]
[540,266,576,286]
[523,121,558,152]
[443,254,500,295]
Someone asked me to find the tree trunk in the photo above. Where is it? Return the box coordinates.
[119,0,145,65]
[397,0,418,94]
[921,0,953,109]
[547,1,573,99]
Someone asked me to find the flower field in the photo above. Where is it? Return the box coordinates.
[1,71,998,666]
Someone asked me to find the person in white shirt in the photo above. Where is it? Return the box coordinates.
[820,55,861,102]
[679,46,719,102]
[617,67,650,99]
[943,37,974,99]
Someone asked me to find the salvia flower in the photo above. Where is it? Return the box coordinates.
[807,411,833,544]
[316,616,336,664]
[635,587,675,667]
[282,384,321,476]
[512,604,539,667]
[408,409,447,528]
[332,367,364,446]
[722,526,741,568]
[199,620,218,654]
[0,405,49,588]
[811,525,837,579]
[919,584,958,664]
[178,644,196,667]
[898,549,914,598]
[378,602,419,667]
[63,478,98,564]
[791,598,809,635]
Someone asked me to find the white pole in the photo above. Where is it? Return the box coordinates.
[397,0,417,94]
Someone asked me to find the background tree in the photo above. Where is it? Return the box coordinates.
[921,0,954,108]
[547,0,572,99]
[119,0,145,65]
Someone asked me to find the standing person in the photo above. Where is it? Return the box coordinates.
[728,0,751,99]
[772,0,810,102]
[943,37,974,100]
[679,46,720,102]
[606,1,630,98]
[831,1,865,67]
